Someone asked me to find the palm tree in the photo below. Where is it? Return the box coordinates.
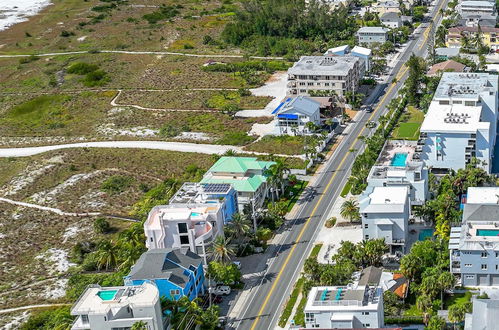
[131,321,147,330]
[340,199,361,223]
[229,213,251,245]
[305,121,318,134]
[265,164,281,201]
[96,240,119,270]
[448,303,470,329]
[210,236,235,264]
[325,118,334,132]
[416,293,433,325]
[437,272,455,309]
[400,254,419,282]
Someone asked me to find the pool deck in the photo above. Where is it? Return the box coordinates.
[377,140,418,166]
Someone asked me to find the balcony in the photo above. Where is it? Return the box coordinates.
[71,316,90,330]
[193,221,214,245]
[451,253,461,261]
[417,139,425,146]
[287,81,296,88]
[288,75,296,80]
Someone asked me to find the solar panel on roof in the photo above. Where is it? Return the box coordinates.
[203,183,231,193]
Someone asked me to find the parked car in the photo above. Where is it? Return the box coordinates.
[361,105,373,113]
[233,261,241,269]
[366,121,377,128]
[209,285,231,296]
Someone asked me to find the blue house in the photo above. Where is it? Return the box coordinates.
[124,248,205,301]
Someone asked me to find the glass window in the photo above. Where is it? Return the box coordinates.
[482,264,488,270]
[465,264,472,267]
[180,235,190,245]
[364,224,368,229]
[178,223,188,234]
[482,252,488,258]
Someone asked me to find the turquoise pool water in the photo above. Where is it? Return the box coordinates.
[97,290,118,301]
[419,229,434,241]
[191,212,201,216]
[477,229,499,236]
[391,152,408,167]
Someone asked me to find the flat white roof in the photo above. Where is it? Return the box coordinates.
[71,283,158,315]
[467,187,499,204]
[369,186,408,205]
[420,102,487,133]
[327,45,350,53]
[351,46,372,56]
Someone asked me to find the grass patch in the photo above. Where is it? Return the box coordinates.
[340,181,351,198]
[444,290,472,309]
[403,303,423,316]
[278,278,304,327]
[310,243,323,258]
[284,181,307,212]
[101,175,134,194]
[245,135,306,155]
[391,106,424,140]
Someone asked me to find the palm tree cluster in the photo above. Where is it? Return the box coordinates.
[161,296,219,330]
[265,160,291,202]
[340,199,361,223]
[332,239,388,268]
[94,223,146,271]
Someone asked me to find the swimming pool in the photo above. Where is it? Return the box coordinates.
[191,212,202,217]
[97,290,118,301]
[477,229,499,236]
[419,229,434,241]
[391,152,408,167]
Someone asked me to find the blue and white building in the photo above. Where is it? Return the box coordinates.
[275,96,321,135]
[359,186,410,254]
[125,248,205,301]
[465,297,499,329]
[144,183,237,257]
[325,45,372,72]
[419,73,499,173]
[449,187,499,286]
[357,27,390,45]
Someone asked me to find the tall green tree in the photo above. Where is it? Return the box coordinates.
[210,236,235,264]
[340,199,361,222]
[406,54,426,105]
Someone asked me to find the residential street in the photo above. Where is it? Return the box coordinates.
[231,0,449,328]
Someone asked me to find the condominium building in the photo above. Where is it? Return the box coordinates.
[71,283,164,330]
[419,73,499,173]
[449,220,499,286]
[359,186,410,254]
[200,157,276,211]
[357,27,390,45]
[304,285,384,328]
[324,45,372,71]
[380,12,403,29]
[287,55,364,97]
[144,183,238,256]
[367,140,428,205]
[457,0,496,17]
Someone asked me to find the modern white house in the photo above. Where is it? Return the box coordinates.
[144,183,238,257]
[449,187,499,286]
[419,73,499,173]
[304,285,384,328]
[367,140,429,205]
[465,297,499,330]
[287,55,364,97]
[357,27,390,45]
[275,96,321,135]
[71,283,164,330]
[359,186,410,254]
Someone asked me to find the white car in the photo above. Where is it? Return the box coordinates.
[209,285,231,296]
[233,261,241,269]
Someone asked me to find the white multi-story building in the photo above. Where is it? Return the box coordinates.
[71,283,164,330]
[458,0,496,17]
[357,27,390,45]
[359,186,410,254]
[419,73,499,173]
[465,297,499,329]
[449,187,499,286]
[367,140,429,205]
[144,183,238,257]
[287,55,364,97]
[304,285,384,328]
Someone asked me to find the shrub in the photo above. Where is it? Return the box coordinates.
[101,175,133,194]
[93,217,111,233]
[217,131,255,146]
[325,217,337,228]
[159,124,181,138]
[20,306,73,330]
[67,62,99,75]
[60,30,75,37]
[18,55,39,64]
[256,227,273,241]
[143,5,180,24]
[83,69,109,87]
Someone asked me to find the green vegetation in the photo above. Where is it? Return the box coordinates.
[340,181,352,197]
[310,243,323,258]
[101,175,134,194]
[20,306,72,330]
[143,5,181,24]
[325,217,337,228]
[222,0,358,56]
[391,106,425,140]
[278,278,304,327]
[66,62,109,87]
[93,217,111,234]
[67,62,99,75]
[245,135,306,155]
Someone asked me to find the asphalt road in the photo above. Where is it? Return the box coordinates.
[232,1,449,329]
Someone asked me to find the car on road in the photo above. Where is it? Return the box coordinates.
[210,285,231,296]
[366,121,377,128]
[361,105,373,113]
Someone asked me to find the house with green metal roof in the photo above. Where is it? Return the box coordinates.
[200,157,276,211]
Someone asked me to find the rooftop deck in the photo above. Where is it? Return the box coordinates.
[376,140,421,166]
